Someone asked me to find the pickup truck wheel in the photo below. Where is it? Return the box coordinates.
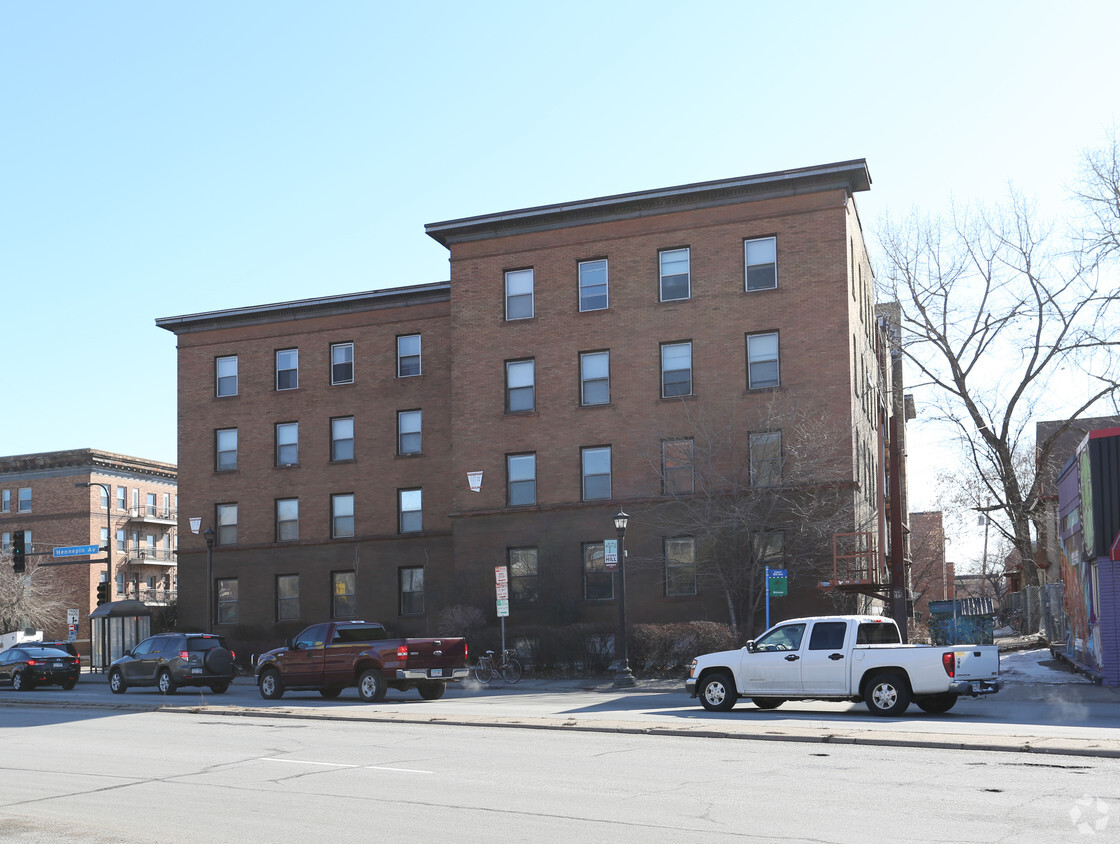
[864,672,910,716]
[209,683,230,694]
[751,697,785,710]
[916,693,957,714]
[699,672,737,712]
[418,682,446,700]
[357,668,388,703]
[258,668,285,700]
[319,687,343,699]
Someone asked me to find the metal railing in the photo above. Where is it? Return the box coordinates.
[117,585,177,604]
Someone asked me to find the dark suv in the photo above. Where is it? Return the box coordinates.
[108,633,235,694]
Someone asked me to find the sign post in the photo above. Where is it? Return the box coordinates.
[495,565,509,652]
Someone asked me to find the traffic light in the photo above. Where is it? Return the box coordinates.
[96,581,109,606]
[12,530,25,573]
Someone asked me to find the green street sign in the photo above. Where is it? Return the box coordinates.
[769,578,788,597]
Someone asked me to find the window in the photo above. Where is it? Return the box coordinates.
[809,621,848,651]
[216,355,238,397]
[665,536,697,597]
[399,567,424,614]
[99,487,109,509]
[578,259,608,311]
[332,493,355,538]
[750,431,782,486]
[331,417,354,461]
[660,248,690,301]
[276,577,302,622]
[17,488,31,513]
[0,532,8,552]
[116,529,125,552]
[397,334,421,377]
[276,422,299,466]
[506,359,535,412]
[331,342,354,385]
[332,571,356,619]
[661,342,692,397]
[662,439,695,494]
[747,332,780,388]
[217,578,238,624]
[216,428,237,471]
[583,541,613,600]
[581,446,612,501]
[745,236,777,291]
[399,488,422,533]
[580,351,610,406]
[146,493,157,516]
[755,623,805,652]
[116,486,126,510]
[506,453,536,506]
[509,547,539,603]
[276,348,298,390]
[398,410,422,455]
[1,490,7,512]
[505,268,534,320]
[276,498,299,541]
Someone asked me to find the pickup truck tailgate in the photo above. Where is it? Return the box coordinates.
[948,646,999,680]
[399,638,468,679]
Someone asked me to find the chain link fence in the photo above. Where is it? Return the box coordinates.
[998,583,1066,641]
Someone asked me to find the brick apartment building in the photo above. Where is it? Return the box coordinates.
[0,449,178,648]
[908,510,953,628]
[158,159,900,654]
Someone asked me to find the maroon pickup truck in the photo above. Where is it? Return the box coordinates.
[255,620,469,702]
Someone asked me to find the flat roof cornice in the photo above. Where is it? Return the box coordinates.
[156,282,450,335]
[425,159,871,247]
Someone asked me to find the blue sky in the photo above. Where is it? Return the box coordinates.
[2,2,1118,527]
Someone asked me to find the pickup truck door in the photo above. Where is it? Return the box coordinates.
[799,620,852,694]
[279,623,330,685]
[739,622,806,694]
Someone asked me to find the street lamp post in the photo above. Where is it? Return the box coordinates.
[203,527,216,633]
[613,509,635,687]
[76,481,113,670]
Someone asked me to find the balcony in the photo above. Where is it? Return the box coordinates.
[118,585,177,606]
[126,506,177,526]
[122,545,177,566]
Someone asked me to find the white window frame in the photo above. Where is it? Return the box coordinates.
[276,348,299,391]
[331,342,355,385]
[505,268,534,320]
[578,259,608,312]
[276,498,299,541]
[581,446,612,501]
[745,236,777,291]
[399,488,422,533]
[276,422,299,466]
[399,567,425,615]
[332,493,355,538]
[397,334,421,377]
[659,247,691,301]
[665,536,697,597]
[216,355,238,397]
[398,410,422,455]
[507,453,537,506]
[580,351,610,406]
[216,428,237,472]
[750,430,782,487]
[216,503,237,546]
[331,417,354,462]
[662,438,695,494]
[747,332,780,389]
[660,341,692,398]
[506,359,535,412]
[277,574,300,622]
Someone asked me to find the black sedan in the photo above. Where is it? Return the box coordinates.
[0,646,81,691]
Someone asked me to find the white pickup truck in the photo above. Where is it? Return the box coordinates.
[686,615,1000,716]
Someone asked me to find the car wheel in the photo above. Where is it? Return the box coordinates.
[109,670,127,694]
[209,683,230,694]
[204,647,233,675]
[61,680,77,691]
[864,672,911,716]
[12,671,31,692]
[157,669,177,695]
[418,682,446,700]
[699,672,736,712]
[258,668,284,700]
[751,697,784,710]
[357,668,387,703]
[318,687,343,699]
[915,693,957,714]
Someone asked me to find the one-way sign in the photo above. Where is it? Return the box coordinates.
[52,544,101,559]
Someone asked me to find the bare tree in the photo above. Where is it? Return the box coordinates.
[0,556,70,635]
[639,394,868,638]
[1076,129,1120,263]
[877,184,1120,633]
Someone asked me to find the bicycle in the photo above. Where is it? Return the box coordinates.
[471,649,523,684]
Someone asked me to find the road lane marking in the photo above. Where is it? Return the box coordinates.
[262,757,432,774]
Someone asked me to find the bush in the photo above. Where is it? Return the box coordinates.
[629,621,737,674]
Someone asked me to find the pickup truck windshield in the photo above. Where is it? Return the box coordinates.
[856,622,901,645]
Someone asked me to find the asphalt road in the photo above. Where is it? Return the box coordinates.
[1,704,1118,843]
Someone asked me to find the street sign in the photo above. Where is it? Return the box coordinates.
[767,568,788,579]
[496,599,509,618]
[495,566,510,617]
[604,539,618,570]
[494,566,508,585]
[52,545,100,559]
[496,583,509,600]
